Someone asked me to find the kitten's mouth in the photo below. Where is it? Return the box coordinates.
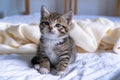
[48,30,54,34]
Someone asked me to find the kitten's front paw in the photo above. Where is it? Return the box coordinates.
[56,71,65,76]
[39,67,50,74]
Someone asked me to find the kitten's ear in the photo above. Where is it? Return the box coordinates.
[62,11,73,24]
[41,6,50,17]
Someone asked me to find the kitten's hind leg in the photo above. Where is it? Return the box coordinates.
[31,56,50,74]
[39,57,50,74]
[31,56,40,70]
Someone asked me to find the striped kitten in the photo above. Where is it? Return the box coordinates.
[31,6,76,75]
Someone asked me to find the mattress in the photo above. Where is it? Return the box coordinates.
[0,14,120,80]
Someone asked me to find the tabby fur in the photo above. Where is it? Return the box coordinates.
[31,6,76,75]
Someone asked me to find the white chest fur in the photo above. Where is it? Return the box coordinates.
[43,38,63,64]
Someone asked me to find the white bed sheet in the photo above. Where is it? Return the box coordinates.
[0,51,120,80]
[0,14,120,80]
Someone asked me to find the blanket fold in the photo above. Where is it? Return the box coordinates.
[0,18,120,54]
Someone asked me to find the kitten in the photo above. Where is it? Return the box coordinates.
[31,6,76,75]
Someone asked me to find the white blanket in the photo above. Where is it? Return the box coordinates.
[70,18,120,53]
[0,51,120,80]
[0,18,120,54]
[0,14,120,80]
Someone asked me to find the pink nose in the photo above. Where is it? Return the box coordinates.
[48,28,54,34]
[48,27,53,31]
[48,30,52,32]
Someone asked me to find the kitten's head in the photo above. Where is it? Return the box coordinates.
[39,6,72,39]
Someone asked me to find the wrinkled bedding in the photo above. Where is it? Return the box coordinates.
[0,17,120,54]
[0,51,120,80]
[0,14,120,80]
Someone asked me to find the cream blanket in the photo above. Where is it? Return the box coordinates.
[0,18,120,54]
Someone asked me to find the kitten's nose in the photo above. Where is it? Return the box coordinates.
[48,27,53,31]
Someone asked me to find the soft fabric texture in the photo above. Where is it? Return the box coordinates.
[0,23,41,54]
[69,18,118,52]
[0,51,120,80]
[0,18,120,54]
[0,14,120,80]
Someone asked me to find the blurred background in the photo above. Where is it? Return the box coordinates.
[0,0,118,18]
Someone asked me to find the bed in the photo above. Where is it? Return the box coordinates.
[0,13,120,80]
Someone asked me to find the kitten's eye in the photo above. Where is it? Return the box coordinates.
[55,24,61,28]
[41,21,49,25]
